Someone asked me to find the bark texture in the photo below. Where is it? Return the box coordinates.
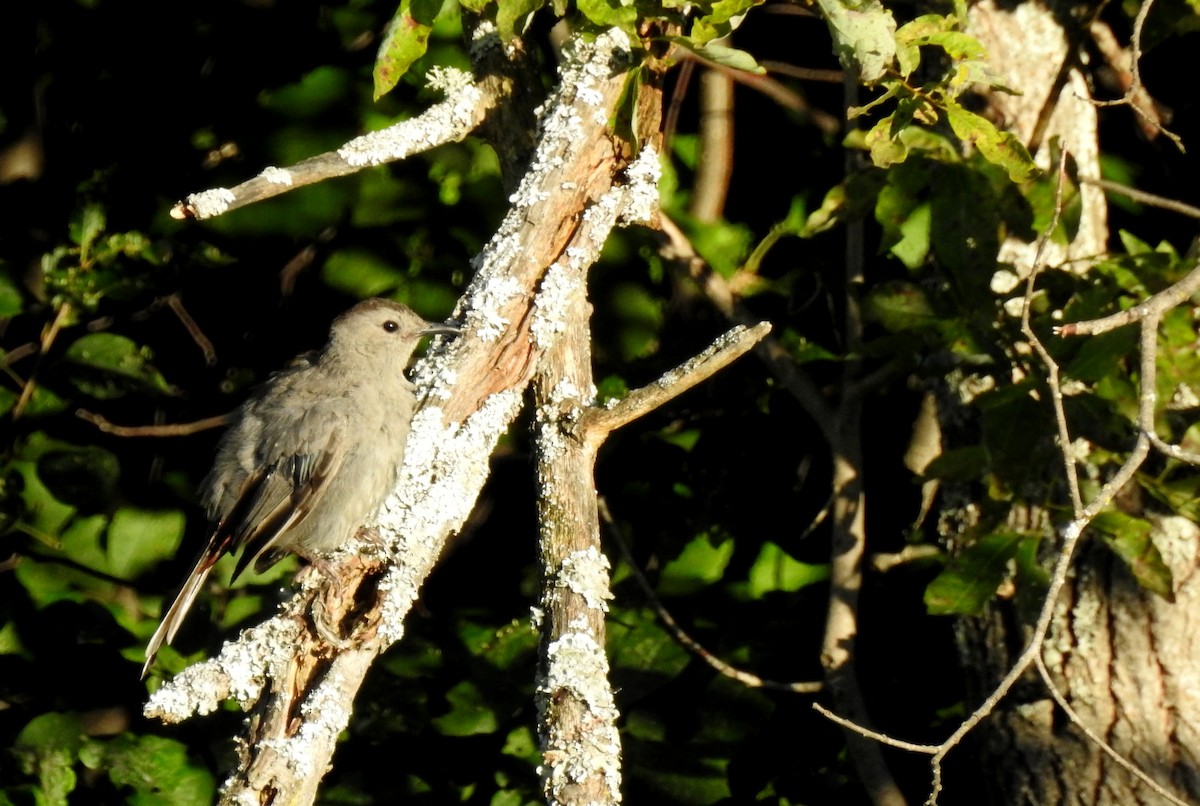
[955,516,1200,805]
[944,4,1199,803]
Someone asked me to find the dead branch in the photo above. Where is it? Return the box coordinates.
[77,409,230,437]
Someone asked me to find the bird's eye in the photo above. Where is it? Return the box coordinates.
[382,320,399,333]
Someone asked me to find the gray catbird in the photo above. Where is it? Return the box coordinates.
[143,298,457,676]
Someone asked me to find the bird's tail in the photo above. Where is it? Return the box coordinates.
[142,558,217,679]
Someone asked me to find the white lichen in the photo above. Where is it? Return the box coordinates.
[557,548,613,612]
[260,166,294,186]
[338,68,482,167]
[185,187,236,218]
[532,261,576,349]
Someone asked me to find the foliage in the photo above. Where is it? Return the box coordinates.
[1,0,1198,803]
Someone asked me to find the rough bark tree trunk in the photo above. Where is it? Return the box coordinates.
[942,3,1200,803]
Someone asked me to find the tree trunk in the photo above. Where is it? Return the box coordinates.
[944,3,1200,803]
[955,515,1200,804]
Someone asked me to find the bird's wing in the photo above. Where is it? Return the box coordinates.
[221,426,346,581]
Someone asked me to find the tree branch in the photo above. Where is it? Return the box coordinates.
[579,320,770,444]
[531,267,622,806]
[171,57,497,220]
[145,28,649,805]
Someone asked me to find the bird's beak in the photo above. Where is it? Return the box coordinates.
[420,321,462,337]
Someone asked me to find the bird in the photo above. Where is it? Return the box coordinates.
[142,298,458,677]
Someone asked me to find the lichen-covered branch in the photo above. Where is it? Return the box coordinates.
[171,57,495,221]
[531,268,622,806]
[145,28,647,805]
[580,320,771,445]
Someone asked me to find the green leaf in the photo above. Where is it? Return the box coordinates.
[0,266,24,316]
[658,534,734,596]
[431,680,499,736]
[943,98,1038,183]
[801,171,886,236]
[14,712,85,806]
[888,201,931,268]
[1090,511,1174,600]
[36,446,120,512]
[1138,472,1200,523]
[925,532,1026,615]
[814,0,897,83]
[576,0,637,30]
[79,734,216,806]
[606,607,690,694]
[846,82,900,120]
[920,30,985,61]
[63,333,175,399]
[921,445,988,481]
[667,37,765,74]
[743,542,829,598]
[69,205,107,261]
[1065,327,1136,383]
[894,14,955,76]
[322,248,407,298]
[894,12,956,44]
[373,0,439,99]
[865,114,909,167]
[107,508,187,580]
[779,330,840,364]
[689,0,766,43]
[497,0,545,41]
[0,620,26,657]
[864,279,938,332]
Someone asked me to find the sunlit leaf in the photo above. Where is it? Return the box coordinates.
[743,542,829,598]
[944,98,1038,183]
[63,333,175,399]
[431,680,499,736]
[79,734,216,806]
[667,37,765,74]
[373,0,440,99]
[107,508,187,580]
[577,0,637,29]
[1091,511,1174,600]
[925,532,1026,615]
[14,712,84,804]
[658,534,734,596]
[497,0,545,41]
[815,0,897,83]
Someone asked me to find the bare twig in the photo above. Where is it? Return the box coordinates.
[1081,176,1200,220]
[164,294,218,366]
[580,322,770,443]
[1088,0,1185,152]
[1056,257,1200,337]
[600,498,823,694]
[676,50,841,136]
[691,57,735,223]
[1021,150,1083,514]
[76,409,230,437]
[868,544,943,574]
[758,61,843,83]
[813,703,938,754]
[658,214,837,443]
[1089,17,1168,143]
[13,302,72,420]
